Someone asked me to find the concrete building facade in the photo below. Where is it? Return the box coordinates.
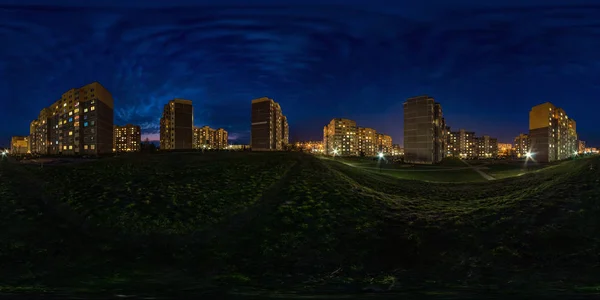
[113,124,141,152]
[403,95,445,164]
[29,82,114,155]
[10,136,29,155]
[251,97,287,151]
[529,102,577,162]
[323,118,357,156]
[514,133,530,158]
[160,99,193,150]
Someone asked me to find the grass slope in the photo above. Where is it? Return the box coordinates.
[1,152,599,296]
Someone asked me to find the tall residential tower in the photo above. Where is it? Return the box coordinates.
[529,102,577,162]
[160,99,193,150]
[251,97,287,151]
[403,95,446,164]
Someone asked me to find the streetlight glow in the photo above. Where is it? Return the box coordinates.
[525,152,533,158]
[378,152,384,159]
[333,149,339,155]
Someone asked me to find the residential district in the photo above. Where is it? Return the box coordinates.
[5,82,598,164]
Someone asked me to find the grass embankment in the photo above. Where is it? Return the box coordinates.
[1,152,599,297]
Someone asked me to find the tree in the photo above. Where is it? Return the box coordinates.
[141,138,157,153]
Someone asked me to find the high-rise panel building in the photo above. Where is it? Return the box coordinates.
[446,129,476,158]
[529,102,577,162]
[10,136,29,155]
[29,82,114,155]
[403,95,445,164]
[514,133,530,157]
[281,115,289,148]
[113,124,141,152]
[160,99,193,150]
[475,135,498,158]
[193,126,228,149]
[323,118,358,156]
[251,97,287,151]
[578,140,586,153]
[357,127,377,156]
[376,133,393,154]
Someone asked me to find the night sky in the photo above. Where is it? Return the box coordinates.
[1,0,599,148]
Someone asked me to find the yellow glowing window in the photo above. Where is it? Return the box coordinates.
[63,146,67,150]
[84,145,88,150]
[91,145,95,150]
[69,145,73,150]
[91,106,96,111]
[74,108,79,113]
[69,111,73,116]
[63,103,66,107]
[69,131,73,136]
[84,108,88,113]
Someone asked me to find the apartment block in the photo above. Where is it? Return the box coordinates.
[474,135,498,158]
[251,97,287,151]
[376,133,393,154]
[497,143,513,156]
[357,127,377,156]
[514,133,530,157]
[391,144,404,156]
[193,126,228,149]
[578,140,586,153]
[10,136,29,155]
[160,99,193,150]
[446,129,475,158]
[529,102,577,162]
[113,124,141,152]
[29,82,114,155]
[403,95,446,164]
[323,118,357,156]
[294,141,324,153]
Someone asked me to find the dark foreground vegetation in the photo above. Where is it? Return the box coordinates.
[1,152,599,298]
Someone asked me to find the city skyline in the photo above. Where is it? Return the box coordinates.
[2,1,600,147]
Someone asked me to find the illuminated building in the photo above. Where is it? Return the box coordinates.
[529,102,577,162]
[229,144,249,151]
[474,135,498,158]
[251,97,287,151]
[376,133,393,154]
[446,129,475,158]
[29,82,114,155]
[578,140,586,153]
[357,127,377,156]
[113,124,141,152]
[391,144,404,156]
[323,119,393,156]
[160,99,193,150]
[193,126,228,149]
[294,141,324,153]
[323,118,357,156]
[514,133,530,158]
[10,136,29,154]
[497,143,513,156]
[403,95,446,164]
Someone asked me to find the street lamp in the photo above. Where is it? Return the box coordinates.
[378,152,384,172]
[525,152,533,158]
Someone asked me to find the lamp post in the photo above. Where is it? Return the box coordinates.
[378,152,384,172]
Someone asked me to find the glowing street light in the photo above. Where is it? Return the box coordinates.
[525,152,533,158]
[333,149,339,156]
[378,152,384,159]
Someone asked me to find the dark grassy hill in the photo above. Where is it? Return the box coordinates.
[0,152,599,296]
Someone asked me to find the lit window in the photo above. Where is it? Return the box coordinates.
[84,145,88,150]
[84,108,88,113]
[63,146,67,150]
[63,103,66,107]
[69,145,73,150]
[90,145,95,150]
[69,111,73,116]
[91,106,95,111]
[74,121,79,126]
[84,122,88,127]
[69,117,73,122]
[74,108,79,113]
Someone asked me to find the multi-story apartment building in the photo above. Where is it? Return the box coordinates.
[376,133,393,154]
[357,127,377,156]
[323,118,357,156]
[251,97,287,151]
[193,126,228,149]
[403,95,446,164]
[529,102,577,162]
[281,115,289,147]
[160,99,193,150]
[514,133,530,158]
[474,135,498,158]
[113,124,141,152]
[10,136,29,155]
[446,129,476,158]
[497,143,513,157]
[391,144,404,156]
[29,82,114,155]
[578,140,586,153]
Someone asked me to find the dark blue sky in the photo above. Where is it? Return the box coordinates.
[1,0,599,147]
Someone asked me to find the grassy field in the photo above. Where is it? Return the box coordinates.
[1,152,600,297]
